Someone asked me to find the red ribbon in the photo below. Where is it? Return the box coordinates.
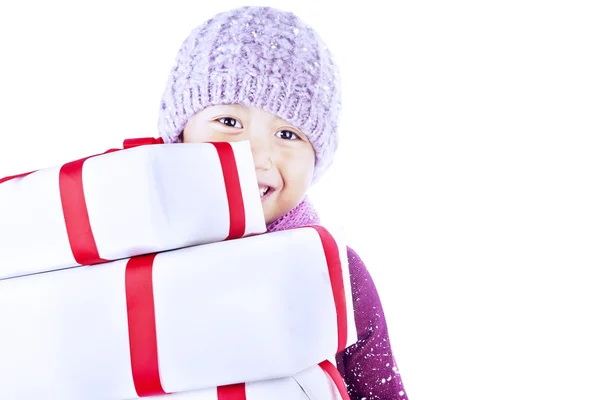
[59,155,108,265]
[210,142,246,240]
[319,360,351,400]
[0,170,37,184]
[123,137,165,148]
[217,383,247,399]
[309,226,348,353]
[125,253,167,396]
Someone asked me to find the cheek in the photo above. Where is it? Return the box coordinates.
[183,119,218,143]
[280,154,314,198]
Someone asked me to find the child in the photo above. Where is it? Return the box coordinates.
[157,6,408,400]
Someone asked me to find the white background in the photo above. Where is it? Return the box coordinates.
[1,1,598,399]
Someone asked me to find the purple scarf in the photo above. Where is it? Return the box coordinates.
[266,197,320,233]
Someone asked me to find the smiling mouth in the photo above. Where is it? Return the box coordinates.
[259,186,273,200]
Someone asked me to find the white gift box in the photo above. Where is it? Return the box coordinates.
[0,140,266,280]
[0,227,357,400]
[140,362,348,400]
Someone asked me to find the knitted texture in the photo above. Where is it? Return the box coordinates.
[266,197,320,232]
[158,6,342,182]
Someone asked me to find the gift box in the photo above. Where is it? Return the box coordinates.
[140,362,349,400]
[0,226,357,399]
[0,138,265,280]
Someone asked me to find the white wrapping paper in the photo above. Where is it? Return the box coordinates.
[141,364,345,400]
[0,227,357,400]
[0,141,265,280]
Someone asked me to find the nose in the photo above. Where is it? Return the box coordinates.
[250,136,273,170]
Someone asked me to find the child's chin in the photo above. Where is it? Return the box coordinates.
[262,200,286,226]
[262,203,276,225]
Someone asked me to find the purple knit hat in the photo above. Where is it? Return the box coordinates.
[158,6,341,182]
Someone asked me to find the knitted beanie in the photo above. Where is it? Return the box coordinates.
[158,6,341,182]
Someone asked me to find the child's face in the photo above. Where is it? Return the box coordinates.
[183,104,316,224]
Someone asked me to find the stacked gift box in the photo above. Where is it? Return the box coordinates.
[0,138,356,400]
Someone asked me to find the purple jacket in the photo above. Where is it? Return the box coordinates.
[335,247,408,400]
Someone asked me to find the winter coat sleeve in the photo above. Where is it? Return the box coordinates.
[335,247,408,400]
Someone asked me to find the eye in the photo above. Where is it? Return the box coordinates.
[217,117,243,128]
[276,130,301,140]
